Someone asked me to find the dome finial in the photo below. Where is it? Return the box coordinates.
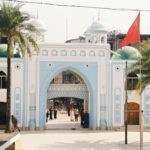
[92,16,95,23]
[98,10,100,21]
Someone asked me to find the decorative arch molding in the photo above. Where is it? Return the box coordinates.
[70,50,76,56]
[51,50,58,56]
[143,88,150,125]
[39,61,98,129]
[14,87,21,124]
[61,50,67,56]
[89,51,95,56]
[80,51,86,56]
[113,88,121,125]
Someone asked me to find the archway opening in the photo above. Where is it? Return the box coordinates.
[127,102,139,125]
[46,70,89,129]
[0,71,7,129]
[0,102,7,129]
[0,70,7,89]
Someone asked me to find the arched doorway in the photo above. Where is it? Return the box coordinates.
[46,70,89,129]
[0,102,7,129]
[127,102,139,125]
[39,61,98,130]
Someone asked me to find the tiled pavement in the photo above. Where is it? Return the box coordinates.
[15,112,150,150]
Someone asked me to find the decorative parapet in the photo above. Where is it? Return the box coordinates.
[39,43,110,59]
[47,84,88,100]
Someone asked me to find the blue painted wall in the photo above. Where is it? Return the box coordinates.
[39,61,98,128]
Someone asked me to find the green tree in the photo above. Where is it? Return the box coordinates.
[0,2,42,133]
[130,40,150,93]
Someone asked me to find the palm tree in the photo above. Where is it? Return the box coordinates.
[130,40,150,93]
[0,2,42,133]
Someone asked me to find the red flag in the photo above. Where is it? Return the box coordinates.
[120,12,140,48]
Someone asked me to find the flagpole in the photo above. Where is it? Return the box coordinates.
[125,60,128,144]
[119,11,141,146]
[139,42,143,150]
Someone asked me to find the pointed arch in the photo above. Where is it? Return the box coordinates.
[38,61,98,129]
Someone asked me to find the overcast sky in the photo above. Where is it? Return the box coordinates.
[20,0,150,43]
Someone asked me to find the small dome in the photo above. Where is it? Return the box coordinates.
[27,18,47,32]
[111,46,141,60]
[84,19,108,36]
[0,44,21,58]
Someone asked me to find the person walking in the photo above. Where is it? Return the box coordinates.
[70,108,74,122]
[83,111,89,128]
[54,107,57,119]
[46,111,49,122]
[49,107,53,120]
[11,115,20,132]
[66,106,70,116]
[74,108,79,122]
[80,109,84,126]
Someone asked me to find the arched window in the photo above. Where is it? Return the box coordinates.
[0,71,7,89]
[127,73,138,90]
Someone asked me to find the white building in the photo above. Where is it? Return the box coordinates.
[0,18,150,130]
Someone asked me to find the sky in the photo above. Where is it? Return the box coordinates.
[19,0,150,43]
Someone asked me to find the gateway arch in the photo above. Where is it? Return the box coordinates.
[47,70,89,114]
[38,61,99,129]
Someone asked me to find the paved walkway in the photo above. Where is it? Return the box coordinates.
[15,112,150,150]
[46,111,82,130]
[16,131,150,150]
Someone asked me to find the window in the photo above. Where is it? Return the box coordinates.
[0,71,7,89]
[89,51,95,56]
[127,73,138,90]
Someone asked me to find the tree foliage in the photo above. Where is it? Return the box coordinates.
[130,40,150,93]
[0,2,42,57]
[0,1,42,132]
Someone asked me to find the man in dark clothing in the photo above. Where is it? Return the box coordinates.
[46,111,49,122]
[54,108,57,119]
[83,111,89,128]
[80,109,84,127]
[49,107,53,120]
[11,115,20,132]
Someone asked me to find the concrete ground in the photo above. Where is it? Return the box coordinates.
[16,130,150,150]
[15,111,150,150]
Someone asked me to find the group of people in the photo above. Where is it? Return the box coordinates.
[46,107,58,122]
[46,106,89,128]
[69,107,89,128]
[70,107,79,122]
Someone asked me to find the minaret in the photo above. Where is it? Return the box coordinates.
[84,13,108,44]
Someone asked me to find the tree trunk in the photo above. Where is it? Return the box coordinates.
[5,42,12,133]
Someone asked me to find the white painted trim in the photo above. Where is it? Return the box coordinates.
[36,57,40,127]
[0,133,20,150]
[106,61,109,127]
[97,62,101,127]
[27,56,30,127]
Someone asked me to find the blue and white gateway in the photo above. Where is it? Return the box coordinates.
[0,18,150,130]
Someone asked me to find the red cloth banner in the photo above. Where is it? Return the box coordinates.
[120,12,140,48]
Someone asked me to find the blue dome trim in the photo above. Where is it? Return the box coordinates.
[111,46,141,60]
[0,44,21,58]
